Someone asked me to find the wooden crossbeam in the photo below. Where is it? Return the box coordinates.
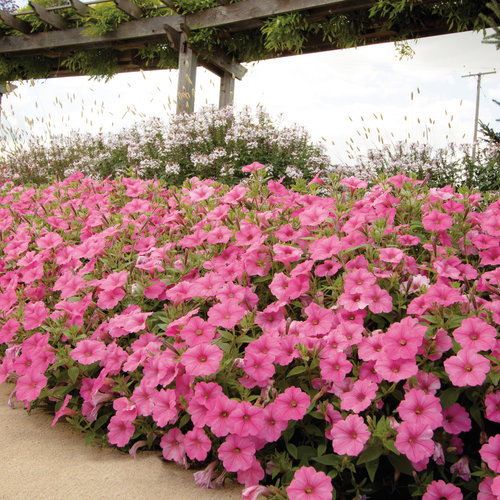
[0,9,32,33]
[158,0,176,9]
[69,0,92,17]
[29,1,69,30]
[186,0,354,29]
[113,0,143,19]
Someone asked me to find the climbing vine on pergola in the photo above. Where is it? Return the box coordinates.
[0,0,495,113]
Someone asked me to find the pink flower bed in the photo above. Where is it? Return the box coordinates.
[0,168,499,499]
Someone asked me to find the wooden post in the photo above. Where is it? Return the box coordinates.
[219,71,235,108]
[176,32,197,114]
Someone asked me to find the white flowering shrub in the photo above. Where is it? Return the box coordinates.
[336,141,500,191]
[0,107,331,186]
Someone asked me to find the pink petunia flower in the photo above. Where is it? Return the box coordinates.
[444,350,490,386]
[160,428,186,467]
[397,389,443,430]
[320,349,352,383]
[452,317,497,352]
[184,427,212,461]
[227,401,265,437]
[181,343,223,377]
[422,210,453,231]
[329,414,370,456]
[442,403,472,435]
[107,415,135,447]
[261,402,289,442]
[15,369,47,402]
[479,434,500,473]
[423,480,463,500]
[273,386,311,421]
[23,300,49,331]
[70,339,106,365]
[242,161,266,173]
[286,466,333,500]
[340,379,378,413]
[218,435,256,472]
[485,392,500,423]
[51,394,76,427]
[207,299,247,329]
[205,395,238,437]
[395,421,434,463]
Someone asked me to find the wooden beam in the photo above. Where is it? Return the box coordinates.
[29,1,69,30]
[199,50,246,80]
[159,0,177,10]
[0,15,183,54]
[219,71,234,107]
[163,23,180,50]
[69,0,92,17]
[0,10,32,33]
[176,31,197,114]
[113,0,143,19]
[186,0,354,29]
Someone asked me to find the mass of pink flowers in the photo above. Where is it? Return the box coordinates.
[0,168,498,499]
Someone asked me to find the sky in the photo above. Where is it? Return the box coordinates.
[1,26,499,164]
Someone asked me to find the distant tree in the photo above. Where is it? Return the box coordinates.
[481,0,500,49]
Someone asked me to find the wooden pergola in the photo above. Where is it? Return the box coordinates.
[0,0,492,113]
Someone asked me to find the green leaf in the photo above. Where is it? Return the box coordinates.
[357,445,384,465]
[365,458,379,483]
[94,412,110,431]
[439,387,462,408]
[312,454,342,466]
[383,439,399,455]
[286,365,307,377]
[469,403,482,426]
[286,442,298,460]
[68,366,79,384]
[387,453,413,476]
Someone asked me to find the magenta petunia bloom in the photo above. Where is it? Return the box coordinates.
[107,414,135,447]
[227,401,264,437]
[397,389,443,430]
[422,210,453,231]
[70,339,106,365]
[207,299,247,329]
[218,435,256,472]
[181,343,223,377]
[15,369,47,402]
[160,428,186,467]
[395,421,434,463]
[452,317,497,352]
[23,300,49,331]
[286,466,333,500]
[485,392,500,423]
[273,386,311,421]
[184,427,212,461]
[442,403,472,435]
[320,349,352,383]
[423,480,463,500]
[340,379,378,413]
[242,161,266,173]
[329,414,370,456]
[444,350,490,386]
[479,434,500,473]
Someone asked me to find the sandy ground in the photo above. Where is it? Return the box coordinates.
[0,383,243,500]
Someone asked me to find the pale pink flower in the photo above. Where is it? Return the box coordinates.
[227,401,264,437]
[397,389,443,430]
[423,480,463,500]
[160,428,186,467]
[107,415,135,447]
[453,317,497,352]
[218,435,256,472]
[395,421,434,463]
[329,414,370,456]
[23,300,48,330]
[320,349,352,383]
[207,299,247,329]
[181,343,223,377]
[35,231,63,250]
[236,457,265,487]
[340,379,378,413]
[480,434,500,473]
[242,161,265,173]
[442,403,472,435]
[286,466,333,500]
[485,392,500,423]
[422,210,453,231]
[70,339,106,365]
[444,350,490,386]
[184,427,212,461]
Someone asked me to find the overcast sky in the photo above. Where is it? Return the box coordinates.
[1,28,499,164]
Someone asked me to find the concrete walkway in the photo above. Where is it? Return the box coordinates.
[0,384,242,500]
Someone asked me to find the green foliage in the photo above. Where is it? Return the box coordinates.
[1,0,493,81]
[83,2,131,37]
[262,13,310,53]
[136,43,178,69]
[62,49,119,80]
[481,0,500,49]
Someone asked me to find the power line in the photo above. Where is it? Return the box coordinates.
[462,70,496,159]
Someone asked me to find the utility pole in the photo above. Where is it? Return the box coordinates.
[462,70,496,160]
